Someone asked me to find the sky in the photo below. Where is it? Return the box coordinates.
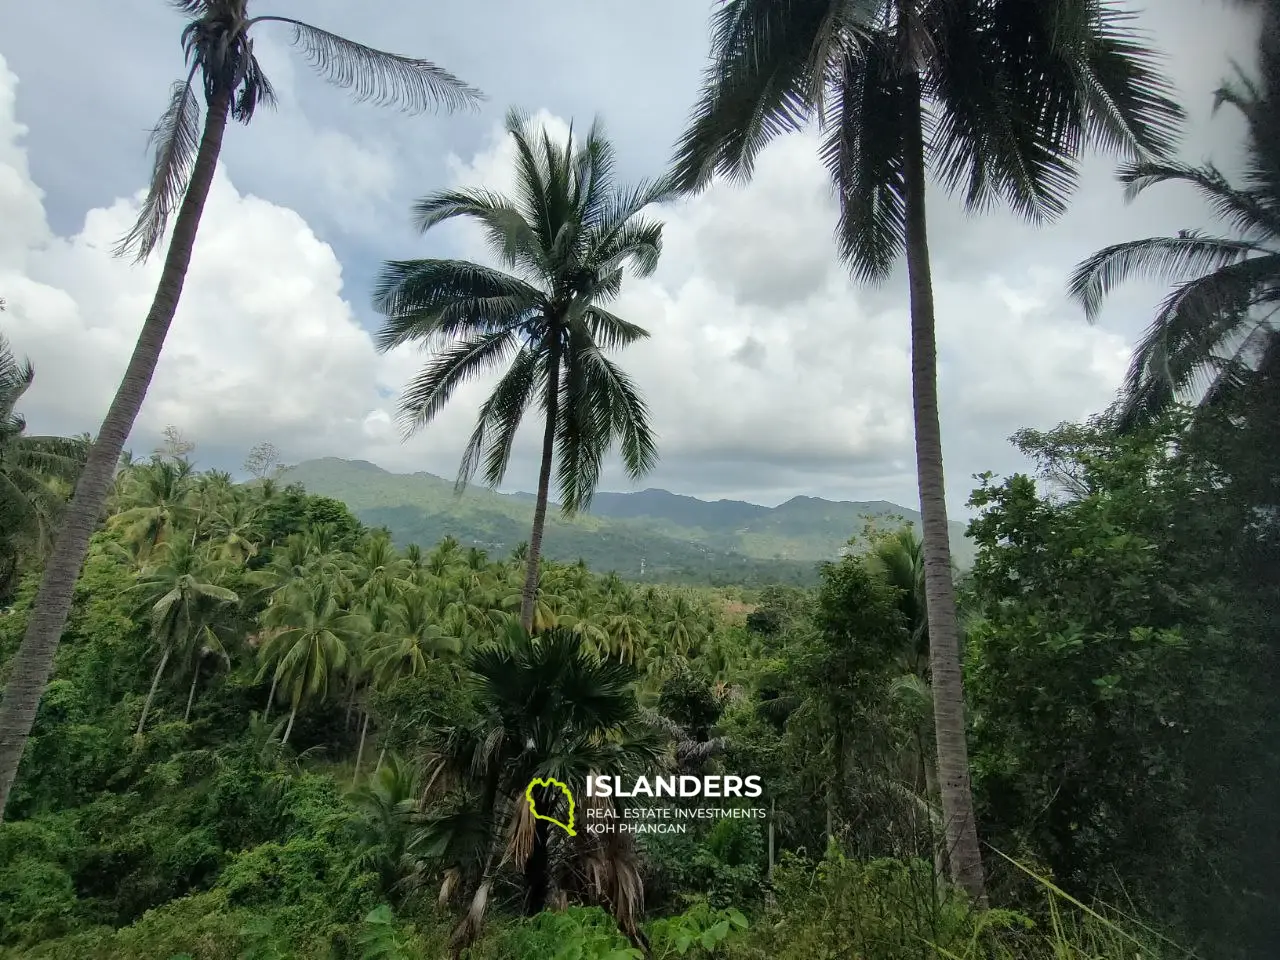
[0,0,1263,515]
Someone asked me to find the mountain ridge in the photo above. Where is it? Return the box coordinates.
[279,457,975,586]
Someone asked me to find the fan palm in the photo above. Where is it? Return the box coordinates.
[373,108,670,633]
[419,625,662,947]
[0,338,87,596]
[1069,74,1280,427]
[670,0,1183,899]
[0,0,481,821]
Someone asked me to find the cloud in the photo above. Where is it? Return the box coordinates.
[0,0,1259,516]
[431,113,1131,508]
[0,53,399,465]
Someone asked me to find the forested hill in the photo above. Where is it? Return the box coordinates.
[279,457,976,585]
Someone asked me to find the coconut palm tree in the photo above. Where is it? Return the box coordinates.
[1070,74,1280,427]
[257,579,369,743]
[130,539,239,735]
[670,0,1183,900]
[373,108,669,633]
[0,0,481,821]
[107,456,197,560]
[0,338,87,597]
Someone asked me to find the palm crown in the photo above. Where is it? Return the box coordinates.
[123,0,484,261]
[1069,73,1280,426]
[375,108,673,514]
[0,338,88,571]
[672,0,1183,278]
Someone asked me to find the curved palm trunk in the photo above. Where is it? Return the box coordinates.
[0,90,233,821]
[137,648,172,737]
[519,346,562,632]
[352,710,370,786]
[282,704,298,745]
[264,669,279,721]
[184,660,201,723]
[902,78,986,905]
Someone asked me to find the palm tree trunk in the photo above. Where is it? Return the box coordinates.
[282,704,297,745]
[767,797,776,880]
[0,89,234,822]
[917,725,946,879]
[352,710,370,786]
[519,345,561,632]
[902,76,986,905]
[137,648,172,737]
[264,669,278,721]
[184,661,201,723]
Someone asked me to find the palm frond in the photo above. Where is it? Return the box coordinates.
[251,17,483,114]
[821,37,908,282]
[456,347,544,492]
[586,216,667,284]
[372,260,544,351]
[115,73,202,262]
[1068,233,1262,323]
[1118,160,1280,240]
[411,188,545,279]
[582,307,649,351]
[1119,253,1280,422]
[929,0,1078,220]
[671,0,876,191]
[1066,4,1183,162]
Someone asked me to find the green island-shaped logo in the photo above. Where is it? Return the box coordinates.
[525,777,576,836]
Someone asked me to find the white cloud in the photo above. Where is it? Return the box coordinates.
[0,53,404,467]
[432,113,1131,508]
[0,43,1193,514]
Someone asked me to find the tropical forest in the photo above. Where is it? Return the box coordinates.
[0,0,1278,958]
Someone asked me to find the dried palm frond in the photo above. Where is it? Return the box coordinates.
[437,867,461,907]
[504,788,538,869]
[449,879,491,958]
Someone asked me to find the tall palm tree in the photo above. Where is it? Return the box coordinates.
[670,0,1183,900]
[1069,74,1280,426]
[0,338,87,597]
[0,0,481,821]
[373,108,669,632]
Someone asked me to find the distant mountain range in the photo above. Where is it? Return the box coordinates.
[280,458,975,586]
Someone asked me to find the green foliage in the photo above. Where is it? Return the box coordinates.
[966,416,1280,955]
[480,906,642,960]
[2,427,1264,959]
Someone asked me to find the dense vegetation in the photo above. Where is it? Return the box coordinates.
[2,0,1279,958]
[1,394,1278,957]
